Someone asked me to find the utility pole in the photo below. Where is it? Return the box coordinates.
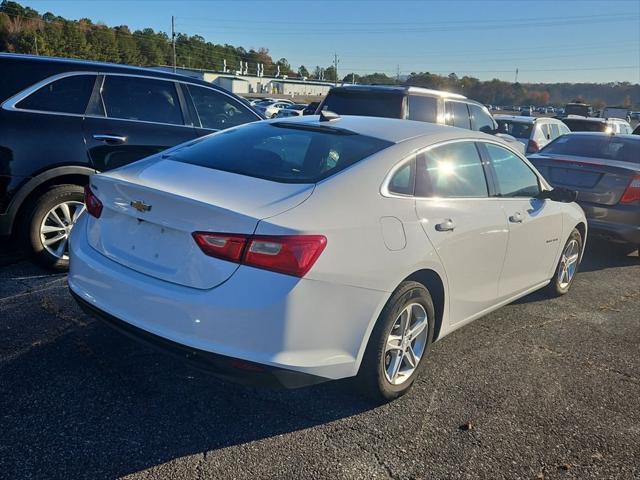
[515,67,519,84]
[333,53,339,86]
[171,15,176,73]
[34,34,38,55]
[396,64,400,84]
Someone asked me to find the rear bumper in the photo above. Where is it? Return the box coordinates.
[579,202,640,244]
[68,214,387,383]
[71,290,325,388]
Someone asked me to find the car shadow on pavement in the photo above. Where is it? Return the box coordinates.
[0,307,378,479]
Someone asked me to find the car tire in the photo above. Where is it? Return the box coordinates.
[357,281,435,403]
[25,184,85,271]
[546,228,582,297]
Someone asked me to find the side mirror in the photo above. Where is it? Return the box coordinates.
[538,187,578,203]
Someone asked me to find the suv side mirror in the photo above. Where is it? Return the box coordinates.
[537,187,578,203]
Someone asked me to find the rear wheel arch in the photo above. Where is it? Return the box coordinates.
[573,221,587,260]
[9,166,95,236]
[403,269,445,342]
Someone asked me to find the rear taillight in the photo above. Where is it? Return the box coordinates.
[620,175,640,204]
[84,185,103,218]
[192,232,327,277]
[527,140,539,153]
[192,232,247,262]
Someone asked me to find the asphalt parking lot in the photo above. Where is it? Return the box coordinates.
[1,239,639,480]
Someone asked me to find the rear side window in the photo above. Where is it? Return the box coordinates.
[322,91,403,118]
[485,143,540,197]
[15,74,96,114]
[407,95,437,123]
[101,76,183,125]
[415,142,488,197]
[166,122,393,183]
[469,104,495,133]
[549,123,561,139]
[388,159,415,195]
[187,85,257,130]
[445,101,471,129]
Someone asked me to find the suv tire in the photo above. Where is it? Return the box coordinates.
[26,184,85,271]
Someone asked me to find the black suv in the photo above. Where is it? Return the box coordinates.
[0,54,262,270]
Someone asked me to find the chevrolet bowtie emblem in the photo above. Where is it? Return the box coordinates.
[130,200,152,212]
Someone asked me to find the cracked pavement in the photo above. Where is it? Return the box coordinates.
[0,238,639,479]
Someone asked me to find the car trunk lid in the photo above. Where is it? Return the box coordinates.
[86,158,314,289]
[531,153,640,205]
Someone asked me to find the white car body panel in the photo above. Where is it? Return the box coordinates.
[69,116,587,381]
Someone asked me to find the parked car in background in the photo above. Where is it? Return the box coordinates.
[317,85,525,153]
[0,53,262,270]
[495,115,570,153]
[529,133,639,253]
[562,116,632,134]
[564,102,593,117]
[255,100,295,118]
[275,103,308,117]
[601,106,631,122]
[69,114,586,402]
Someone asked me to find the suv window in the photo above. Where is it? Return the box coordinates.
[485,143,540,197]
[388,159,415,195]
[187,85,257,130]
[407,95,437,123]
[445,101,471,129]
[415,142,488,197]
[549,123,561,139]
[322,91,403,118]
[101,75,184,125]
[540,123,550,140]
[469,104,495,133]
[15,74,96,114]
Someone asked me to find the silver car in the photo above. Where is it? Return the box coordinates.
[495,115,570,154]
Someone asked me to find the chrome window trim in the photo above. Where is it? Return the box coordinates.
[381,137,549,200]
[1,69,261,128]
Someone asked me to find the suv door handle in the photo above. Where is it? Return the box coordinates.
[93,134,127,144]
[509,212,524,223]
[435,219,455,232]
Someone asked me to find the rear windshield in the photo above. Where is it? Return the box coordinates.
[322,91,403,118]
[562,119,606,132]
[541,135,640,164]
[496,120,533,139]
[166,122,393,183]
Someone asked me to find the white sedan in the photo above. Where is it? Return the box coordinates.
[69,115,586,401]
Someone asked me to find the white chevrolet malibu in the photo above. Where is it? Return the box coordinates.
[69,114,586,401]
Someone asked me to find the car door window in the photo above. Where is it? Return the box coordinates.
[407,95,437,123]
[445,101,471,129]
[388,159,415,195]
[549,123,561,139]
[187,84,257,130]
[485,143,540,197]
[416,142,488,197]
[15,74,97,114]
[540,123,550,140]
[101,75,184,125]
[469,104,495,133]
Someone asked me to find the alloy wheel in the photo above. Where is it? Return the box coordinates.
[39,200,85,260]
[558,238,580,289]
[384,303,429,385]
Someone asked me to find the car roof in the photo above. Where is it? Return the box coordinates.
[0,53,223,90]
[267,114,489,144]
[494,115,536,124]
[563,115,607,123]
[562,132,639,140]
[329,84,466,99]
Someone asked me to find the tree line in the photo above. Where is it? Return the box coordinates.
[1,1,637,108]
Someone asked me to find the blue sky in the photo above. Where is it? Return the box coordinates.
[24,0,640,83]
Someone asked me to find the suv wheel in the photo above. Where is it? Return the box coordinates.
[26,185,85,271]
